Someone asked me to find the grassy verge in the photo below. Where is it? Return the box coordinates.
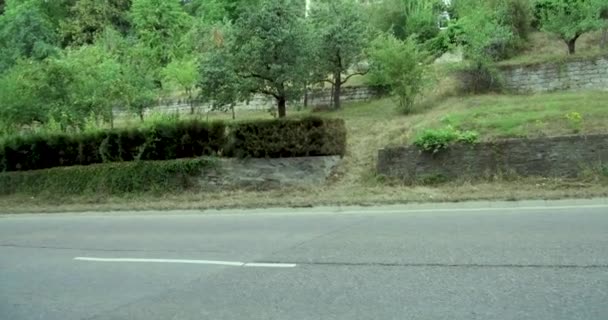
[2,90,608,213]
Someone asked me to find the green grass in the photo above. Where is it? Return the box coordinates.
[497,31,608,67]
[405,91,608,141]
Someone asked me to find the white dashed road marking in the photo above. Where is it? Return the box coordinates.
[74,257,296,268]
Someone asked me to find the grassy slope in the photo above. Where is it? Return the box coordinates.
[2,90,608,213]
[497,31,608,67]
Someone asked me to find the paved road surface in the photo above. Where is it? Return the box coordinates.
[1,200,608,320]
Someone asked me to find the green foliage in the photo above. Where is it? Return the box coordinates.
[367,0,442,42]
[227,117,347,158]
[309,0,369,109]
[0,0,59,72]
[538,0,604,54]
[368,34,428,114]
[454,4,513,62]
[131,0,190,66]
[162,57,200,113]
[0,158,213,196]
[414,126,479,153]
[60,0,131,46]
[565,111,584,133]
[0,120,227,172]
[227,0,314,117]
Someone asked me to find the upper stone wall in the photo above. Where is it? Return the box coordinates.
[499,55,608,93]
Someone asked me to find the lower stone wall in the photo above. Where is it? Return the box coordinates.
[306,86,383,107]
[199,156,341,190]
[377,135,608,182]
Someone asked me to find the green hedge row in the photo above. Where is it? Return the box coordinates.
[227,117,347,158]
[0,159,213,196]
[0,117,347,172]
[0,120,226,172]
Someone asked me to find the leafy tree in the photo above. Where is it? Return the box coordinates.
[162,57,200,114]
[131,0,190,67]
[367,0,441,42]
[0,60,51,132]
[309,0,369,109]
[0,0,59,72]
[61,0,132,46]
[198,25,244,118]
[183,0,263,21]
[368,35,428,114]
[539,0,603,54]
[207,0,313,118]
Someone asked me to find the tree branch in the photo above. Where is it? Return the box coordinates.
[340,71,369,85]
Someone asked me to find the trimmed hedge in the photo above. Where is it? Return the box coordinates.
[227,117,347,158]
[0,158,214,196]
[0,120,226,172]
[0,117,347,172]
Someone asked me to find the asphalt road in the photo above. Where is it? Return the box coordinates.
[1,200,608,320]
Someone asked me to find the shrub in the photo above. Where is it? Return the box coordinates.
[368,34,428,114]
[227,117,347,158]
[0,158,214,196]
[454,63,503,94]
[414,126,479,154]
[0,120,227,172]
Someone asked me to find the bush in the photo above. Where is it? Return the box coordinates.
[0,120,227,172]
[0,159,213,196]
[227,117,347,158]
[454,63,503,94]
[414,126,479,154]
[368,34,428,114]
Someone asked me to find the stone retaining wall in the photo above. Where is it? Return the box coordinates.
[377,135,608,182]
[131,86,381,116]
[499,55,608,93]
[199,156,341,190]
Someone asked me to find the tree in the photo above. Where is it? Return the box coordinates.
[131,0,190,67]
[601,5,608,49]
[539,0,603,54]
[309,0,369,109]
[367,0,441,42]
[368,35,428,114]
[0,0,59,72]
[162,57,200,114]
[60,0,132,46]
[216,0,313,118]
[198,25,244,119]
[0,60,52,132]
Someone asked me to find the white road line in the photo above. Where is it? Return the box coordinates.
[244,262,297,268]
[74,257,296,268]
[336,204,608,215]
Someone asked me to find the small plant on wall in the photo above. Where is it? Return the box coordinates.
[565,112,583,134]
[414,126,479,154]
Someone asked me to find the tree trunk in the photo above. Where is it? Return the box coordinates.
[139,111,144,122]
[231,104,236,120]
[277,97,287,118]
[566,36,579,55]
[602,27,608,49]
[333,72,342,110]
[303,85,308,109]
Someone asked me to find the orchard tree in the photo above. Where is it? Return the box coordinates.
[61,0,132,46]
[198,24,245,119]
[211,0,312,118]
[162,57,200,114]
[539,0,604,54]
[309,0,369,109]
